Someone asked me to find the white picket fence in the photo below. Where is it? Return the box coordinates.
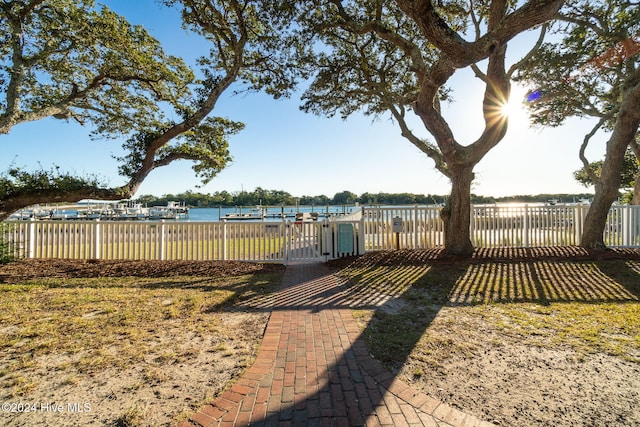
[3,204,640,262]
[1,219,365,264]
[362,204,640,250]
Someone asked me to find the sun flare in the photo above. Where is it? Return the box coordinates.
[499,85,531,129]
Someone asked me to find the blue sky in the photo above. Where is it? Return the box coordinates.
[1,0,607,199]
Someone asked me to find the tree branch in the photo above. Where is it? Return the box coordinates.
[579,117,607,184]
[395,0,563,68]
[325,1,429,77]
[0,186,127,221]
[507,23,548,78]
[387,103,450,177]
[123,0,249,194]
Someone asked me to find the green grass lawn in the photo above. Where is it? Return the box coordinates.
[3,251,640,426]
[23,236,287,261]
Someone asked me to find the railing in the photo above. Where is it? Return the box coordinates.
[2,220,288,262]
[362,205,443,250]
[3,204,640,262]
[361,204,640,251]
[0,219,366,263]
[605,204,640,247]
[339,208,363,221]
[470,204,586,247]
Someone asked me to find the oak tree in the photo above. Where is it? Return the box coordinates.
[573,145,640,203]
[294,0,563,256]
[515,0,640,249]
[1,0,303,220]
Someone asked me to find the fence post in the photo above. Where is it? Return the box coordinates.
[28,218,36,259]
[632,206,640,247]
[523,204,529,248]
[322,219,331,262]
[359,212,366,255]
[159,220,166,261]
[413,205,419,249]
[93,220,101,259]
[622,205,630,247]
[574,205,587,245]
[285,220,291,265]
[361,207,368,253]
[469,205,475,246]
[574,205,581,245]
[222,220,227,261]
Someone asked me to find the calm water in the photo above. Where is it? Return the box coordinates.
[183,205,360,222]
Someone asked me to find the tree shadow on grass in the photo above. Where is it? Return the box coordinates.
[136,272,285,313]
[350,259,465,373]
[179,248,640,426]
[444,257,640,305]
[594,259,640,296]
[275,249,639,424]
[0,267,287,313]
[221,251,476,426]
[352,250,640,394]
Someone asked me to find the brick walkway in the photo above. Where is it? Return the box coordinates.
[179,262,494,427]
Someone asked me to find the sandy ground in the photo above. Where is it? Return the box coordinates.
[340,248,640,427]
[2,252,640,426]
[398,307,640,426]
[0,260,277,427]
[1,312,268,427]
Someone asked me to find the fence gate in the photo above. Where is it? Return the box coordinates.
[286,221,325,263]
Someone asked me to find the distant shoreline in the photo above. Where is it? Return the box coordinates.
[132,190,596,209]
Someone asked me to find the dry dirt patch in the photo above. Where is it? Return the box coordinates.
[3,249,640,427]
[0,259,277,282]
[0,259,284,427]
[334,248,640,427]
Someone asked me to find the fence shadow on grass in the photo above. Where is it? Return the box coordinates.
[446,258,640,306]
[136,273,284,313]
[193,251,477,426]
[212,248,640,427]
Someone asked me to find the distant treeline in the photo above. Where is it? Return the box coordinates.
[134,188,594,207]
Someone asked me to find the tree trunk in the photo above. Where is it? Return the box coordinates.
[441,165,474,256]
[0,187,130,222]
[632,171,640,205]
[581,180,619,250]
[581,83,640,249]
[630,141,640,205]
